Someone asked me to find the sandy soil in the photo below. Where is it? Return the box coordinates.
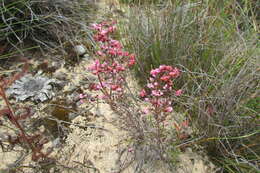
[0,55,217,173]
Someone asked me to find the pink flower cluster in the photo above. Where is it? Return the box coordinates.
[92,22,116,42]
[91,21,135,66]
[88,21,136,99]
[140,65,182,115]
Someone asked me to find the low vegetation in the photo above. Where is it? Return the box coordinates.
[0,0,259,172]
[118,0,259,172]
[0,0,95,59]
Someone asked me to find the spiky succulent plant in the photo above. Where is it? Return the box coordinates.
[7,72,56,102]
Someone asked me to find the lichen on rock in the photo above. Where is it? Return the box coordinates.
[7,72,57,102]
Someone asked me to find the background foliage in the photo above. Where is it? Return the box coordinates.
[118,0,259,172]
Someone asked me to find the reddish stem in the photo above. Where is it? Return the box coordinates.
[0,85,45,161]
[97,74,112,101]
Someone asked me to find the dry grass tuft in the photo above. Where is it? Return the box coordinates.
[118,0,260,171]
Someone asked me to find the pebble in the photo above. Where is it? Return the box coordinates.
[74,45,87,56]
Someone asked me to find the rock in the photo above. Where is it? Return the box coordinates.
[68,112,79,120]
[83,54,90,60]
[52,138,61,148]
[74,45,86,56]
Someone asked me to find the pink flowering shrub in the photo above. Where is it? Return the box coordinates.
[88,21,135,101]
[87,21,184,163]
[140,65,182,124]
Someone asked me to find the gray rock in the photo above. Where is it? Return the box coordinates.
[74,45,86,56]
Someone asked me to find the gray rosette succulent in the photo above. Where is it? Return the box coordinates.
[7,72,57,102]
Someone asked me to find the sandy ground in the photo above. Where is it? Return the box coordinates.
[0,56,217,173]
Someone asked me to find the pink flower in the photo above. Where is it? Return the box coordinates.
[147,83,154,89]
[123,51,129,56]
[150,98,164,106]
[97,50,105,56]
[91,23,102,31]
[150,68,160,77]
[151,90,163,96]
[100,29,108,35]
[110,40,122,49]
[159,65,166,69]
[108,26,116,32]
[159,65,173,71]
[142,107,149,114]
[160,75,171,82]
[108,48,117,56]
[79,94,85,99]
[144,98,150,102]
[140,89,147,97]
[89,83,102,91]
[110,84,119,90]
[175,89,183,96]
[128,54,136,67]
[169,68,180,78]
[116,87,122,92]
[117,50,124,56]
[100,45,108,50]
[88,60,101,74]
[98,95,109,99]
[153,82,158,87]
[116,64,125,72]
[100,61,108,68]
[94,33,109,42]
[128,148,134,152]
[165,106,173,112]
[165,65,173,71]
[163,84,168,90]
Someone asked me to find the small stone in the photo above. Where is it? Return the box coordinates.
[68,112,78,120]
[74,45,86,56]
[39,125,45,133]
[52,138,61,148]
[83,54,90,60]
[49,168,55,173]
